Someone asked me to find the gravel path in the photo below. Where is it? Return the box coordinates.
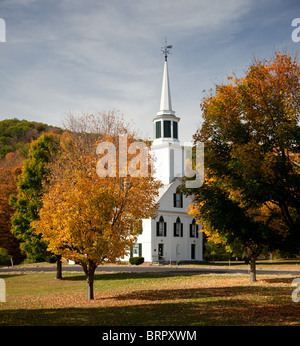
[0,264,299,277]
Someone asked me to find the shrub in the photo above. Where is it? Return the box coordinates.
[0,248,11,266]
[129,256,144,265]
[45,254,57,263]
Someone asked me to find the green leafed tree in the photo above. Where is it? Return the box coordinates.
[188,52,300,281]
[9,133,60,262]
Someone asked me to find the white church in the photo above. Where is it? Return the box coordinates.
[126,43,203,263]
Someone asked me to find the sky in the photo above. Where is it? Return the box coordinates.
[0,0,299,142]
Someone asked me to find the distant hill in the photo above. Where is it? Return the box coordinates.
[0,118,62,159]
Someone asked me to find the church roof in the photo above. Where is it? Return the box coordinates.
[156,177,179,202]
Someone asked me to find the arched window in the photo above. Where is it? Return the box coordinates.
[156,216,166,237]
[174,217,183,237]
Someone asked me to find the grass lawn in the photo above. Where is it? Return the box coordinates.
[0,272,299,326]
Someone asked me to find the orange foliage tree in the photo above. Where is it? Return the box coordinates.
[0,167,22,263]
[32,113,161,300]
[0,151,24,263]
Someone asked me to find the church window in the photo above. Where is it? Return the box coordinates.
[163,120,171,138]
[156,215,167,237]
[155,121,161,139]
[173,193,183,208]
[190,219,199,238]
[173,121,178,139]
[130,243,142,257]
[174,217,183,237]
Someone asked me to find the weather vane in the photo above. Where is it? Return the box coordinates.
[161,37,172,61]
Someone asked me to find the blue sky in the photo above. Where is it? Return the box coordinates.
[0,0,299,142]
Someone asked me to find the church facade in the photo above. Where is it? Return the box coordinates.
[126,44,203,263]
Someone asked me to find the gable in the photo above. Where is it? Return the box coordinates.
[156,178,194,213]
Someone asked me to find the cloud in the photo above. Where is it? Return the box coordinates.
[0,0,297,141]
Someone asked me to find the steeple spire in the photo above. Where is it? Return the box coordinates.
[157,38,175,117]
[159,60,174,114]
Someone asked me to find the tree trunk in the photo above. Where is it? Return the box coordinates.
[82,260,97,300]
[56,255,62,280]
[87,270,94,300]
[249,256,257,282]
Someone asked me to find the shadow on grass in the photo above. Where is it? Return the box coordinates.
[110,285,292,302]
[60,273,296,304]
[0,274,24,279]
[262,277,295,284]
[1,297,299,326]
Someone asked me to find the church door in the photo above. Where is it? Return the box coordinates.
[158,243,164,261]
[191,244,196,260]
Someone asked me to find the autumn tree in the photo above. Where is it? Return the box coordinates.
[189,52,300,281]
[10,133,60,262]
[32,112,161,300]
[0,149,29,263]
[0,165,22,263]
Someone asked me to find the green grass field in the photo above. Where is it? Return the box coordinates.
[0,271,299,326]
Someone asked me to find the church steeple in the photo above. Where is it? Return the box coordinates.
[157,58,175,116]
[157,39,175,116]
[153,39,180,145]
[151,40,185,185]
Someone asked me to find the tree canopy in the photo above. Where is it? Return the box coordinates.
[189,52,300,281]
[32,113,162,299]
